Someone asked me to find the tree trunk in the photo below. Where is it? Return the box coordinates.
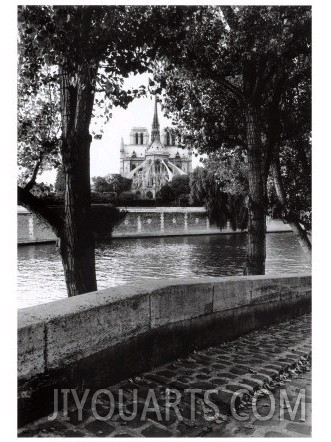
[272,153,311,259]
[244,102,266,275]
[58,64,98,296]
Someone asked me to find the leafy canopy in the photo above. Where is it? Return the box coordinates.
[92,174,132,195]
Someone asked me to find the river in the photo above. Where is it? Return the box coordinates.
[17,232,310,309]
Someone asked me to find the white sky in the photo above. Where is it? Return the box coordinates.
[41,72,202,184]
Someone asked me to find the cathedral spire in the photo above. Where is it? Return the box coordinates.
[151,96,160,143]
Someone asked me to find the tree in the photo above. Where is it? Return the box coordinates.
[17,69,61,191]
[92,176,112,193]
[156,175,191,205]
[158,58,311,255]
[151,5,311,274]
[170,175,191,201]
[156,184,175,204]
[107,174,132,195]
[17,5,158,296]
[92,174,132,196]
[268,56,311,256]
[190,166,248,231]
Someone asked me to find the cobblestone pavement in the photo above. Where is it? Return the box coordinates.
[203,368,311,437]
[18,313,311,437]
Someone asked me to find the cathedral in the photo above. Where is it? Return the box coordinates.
[119,98,192,199]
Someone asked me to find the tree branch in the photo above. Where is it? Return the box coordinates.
[218,78,244,102]
[24,154,43,192]
[271,152,311,257]
[17,186,63,236]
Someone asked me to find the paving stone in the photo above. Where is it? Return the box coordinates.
[18,428,48,437]
[210,389,237,411]
[141,424,172,437]
[250,373,272,382]
[157,370,177,378]
[63,429,86,437]
[282,406,309,423]
[220,372,237,379]
[116,415,146,429]
[177,376,191,384]
[196,374,210,380]
[286,422,311,436]
[168,380,188,390]
[21,420,67,436]
[212,363,227,370]
[264,431,288,437]
[84,420,115,436]
[238,377,261,390]
[225,382,254,395]
[190,381,217,390]
[67,407,91,424]
[229,366,249,375]
[209,377,228,385]
[260,368,279,377]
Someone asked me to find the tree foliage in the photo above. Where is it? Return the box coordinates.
[170,175,191,198]
[190,167,248,231]
[17,5,167,296]
[156,175,191,205]
[150,5,311,271]
[92,174,132,195]
[17,70,61,191]
[156,184,175,204]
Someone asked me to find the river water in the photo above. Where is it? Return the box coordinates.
[17,232,310,309]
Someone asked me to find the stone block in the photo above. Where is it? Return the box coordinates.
[150,282,213,328]
[250,275,311,304]
[213,279,252,312]
[46,293,150,369]
[18,322,45,380]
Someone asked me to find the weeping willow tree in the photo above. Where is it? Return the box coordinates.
[190,161,248,232]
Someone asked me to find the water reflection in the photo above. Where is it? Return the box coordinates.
[17,232,310,309]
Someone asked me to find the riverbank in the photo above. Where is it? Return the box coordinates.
[17,206,292,245]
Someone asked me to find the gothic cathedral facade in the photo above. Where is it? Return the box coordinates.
[119,98,192,199]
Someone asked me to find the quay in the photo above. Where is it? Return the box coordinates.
[17,206,292,244]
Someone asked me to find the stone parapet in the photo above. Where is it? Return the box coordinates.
[18,274,311,425]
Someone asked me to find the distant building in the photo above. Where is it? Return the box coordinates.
[119,97,192,199]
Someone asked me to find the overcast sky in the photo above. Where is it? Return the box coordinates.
[40,72,202,184]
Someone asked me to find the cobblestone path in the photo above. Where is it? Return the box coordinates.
[18,313,311,437]
[203,367,311,437]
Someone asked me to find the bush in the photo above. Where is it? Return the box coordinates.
[156,184,175,204]
[171,175,191,198]
[92,174,132,194]
[39,191,118,205]
[117,191,136,205]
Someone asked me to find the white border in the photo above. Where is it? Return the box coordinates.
[2,1,330,441]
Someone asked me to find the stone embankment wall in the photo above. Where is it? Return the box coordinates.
[18,274,311,424]
[17,206,291,244]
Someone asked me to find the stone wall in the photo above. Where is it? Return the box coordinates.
[18,273,311,424]
[18,208,57,244]
[17,206,291,244]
